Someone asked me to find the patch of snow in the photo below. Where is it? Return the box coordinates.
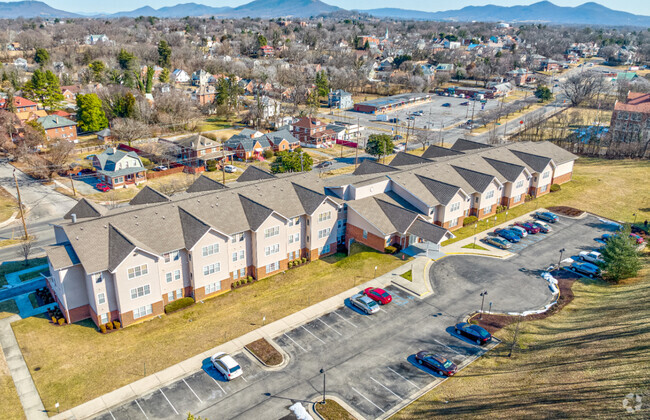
[289,402,313,420]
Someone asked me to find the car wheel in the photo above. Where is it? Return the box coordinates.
[571,267,576,271]
[418,359,423,365]
[589,274,594,278]
[476,339,481,345]
[455,329,460,334]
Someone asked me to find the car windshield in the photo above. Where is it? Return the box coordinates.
[472,326,490,337]
[368,300,378,307]
[229,365,241,373]
[442,360,454,369]
[380,292,390,298]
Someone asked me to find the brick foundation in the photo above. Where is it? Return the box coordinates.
[552,172,572,184]
[120,300,164,327]
[477,204,498,220]
[441,215,465,230]
[255,258,289,280]
[503,194,525,208]
[346,223,386,252]
[67,304,91,324]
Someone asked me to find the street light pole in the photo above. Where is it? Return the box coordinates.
[374,265,378,279]
[473,223,478,248]
[558,248,566,269]
[633,213,637,225]
[320,368,326,404]
[479,291,488,319]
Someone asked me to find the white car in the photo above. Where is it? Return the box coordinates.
[224,165,237,173]
[350,292,380,314]
[509,225,528,237]
[579,251,605,265]
[210,352,242,380]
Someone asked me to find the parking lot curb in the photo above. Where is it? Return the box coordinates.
[242,337,291,371]
[309,395,365,420]
[379,338,502,420]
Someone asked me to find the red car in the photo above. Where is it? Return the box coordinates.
[363,287,392,305]
[515,221,541,234]
[415,352,458,376]
[630,233,645,244]
[96,183,111,192]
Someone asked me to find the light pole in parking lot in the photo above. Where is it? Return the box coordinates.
[633,213,637,225]
[558,248,566,269]
[479,291,488,319]
[473,223,478,248]
[320,368,326,404]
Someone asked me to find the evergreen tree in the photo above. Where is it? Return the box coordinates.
[315,71,329,98]
[23,70,63,108]
[89,60,106,82]
[534,85,553,101]
[601,225,642,282]
[145,66,154,93]
[113,92,136,119]
[365,134,394,162]
[34,48,50,66]
[158,40,172,68]
[159,67,170,83]
[76,93,108,132]
[271,150,313,173]
[117,49,136,70]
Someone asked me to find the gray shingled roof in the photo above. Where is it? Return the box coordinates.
[375,198,419,233]
[451,138,493,152]
[509,150,552,173]
[107,224,138,272]
[45,243,80,270]
[129,186,171,206]
[174,134,218,150]
[353,160,398,176]
[407,219,449,244]
[452,166,495,193]
[186,175,228,194]
[292,183,326,215]
[483,158,526,182]
[239,194,276,231]
[237,166,276,182]
[390,152,432,167]
[224,134,272,152]
[64,198,106,220]
[415,175,462,205]
[178,207,213,250]
[421,145,465,159]
[263,129,299,147]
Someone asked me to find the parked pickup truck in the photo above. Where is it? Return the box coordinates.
[350,292,380,315]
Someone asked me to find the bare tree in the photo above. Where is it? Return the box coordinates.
[111,118,151,146]
[561,72,606,107]
[17,237,34,266]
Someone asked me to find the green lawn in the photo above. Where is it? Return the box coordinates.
[443,158,650,245]
[400,270,413,281]
[19,269,49,283]
[0,187,17,225]
[396,251,650,419]
[0,258,48,288]
[28,293,39,309]
[461,243,488,251]
[197,116,235,131]
[0,299,19,320]
[12,244,410,413]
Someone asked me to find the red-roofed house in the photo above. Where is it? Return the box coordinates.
[60,86,80,103]
[290,117,336,148]
[0,96,38,112]
[610,92,650,142]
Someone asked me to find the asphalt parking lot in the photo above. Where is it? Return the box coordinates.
[93,214,613,420]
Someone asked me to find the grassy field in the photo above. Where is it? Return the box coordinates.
[443,158,650,245]
[0,300,19,320]
[0,187,17,225]
[12,244,410,413]
[197,116,235,132]
[0,258,48,288]
[0,349,25,420]
[396,251,650,419]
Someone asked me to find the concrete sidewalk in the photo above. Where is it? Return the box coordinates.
[0,315,48,420]
[51,261,422,420]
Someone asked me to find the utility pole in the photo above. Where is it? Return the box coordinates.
[13,169,28,240]
[69,174,76,197]
[404,118,411,151]
[221,146,226,184]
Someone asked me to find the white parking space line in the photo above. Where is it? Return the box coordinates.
[134,400,150,420]
[432,338,463,356]
[387,367,420,389]
[318,318,342,336]
[241,376,248,382]
[333,311,358,328]
[211,377,227,394]
[183,378,203,403]
[108,411,116,420]
[283,333,307,352]
[302,325,326,344]
[369,376,402,400]
[160,389,179,415]
[351,386,385,413]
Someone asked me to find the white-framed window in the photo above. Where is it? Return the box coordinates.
[163,250,180,263]
[485,190,495,200]
[318,228,331,239]
[239,268,246,278]
[233,270,239,279]
[91,273,103,283]
[127,264,148,280]
[130,285,151,300]
[97,292,106,304]
[293,217,300,225]
[166,272,173,283]
[289,234,294,244]
[515,180,524,189]
[318,244,331,255]
[133,304,153,319]
[265,244,280,256]
[174,269,181,281]
[266,261,279,273]
[542,171,550,179]
[99,313,108,324]
[203,263,220,275]
[450,202,461,212]
[167,291,174,302]
[540,184,548,192]
[202,243,219,257]
[449,218,459,228]
[232,251,238,262]
[206,281,221,294]
[363,230,368,239]
[176,288,182,298]
[482,206,492,214]
[474,196,479,203]
[264,226,280,238]
[318,211,332,222]
[239,250,244,260]
[230,233,245,243]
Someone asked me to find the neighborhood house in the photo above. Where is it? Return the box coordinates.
[92,148,147,188]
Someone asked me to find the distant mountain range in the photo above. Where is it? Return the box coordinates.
[0,0,649,27]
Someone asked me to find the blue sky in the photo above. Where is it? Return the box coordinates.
[47,0,649,16]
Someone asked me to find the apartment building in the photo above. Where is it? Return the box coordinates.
[610,92,650,143]
[45,139,575,328]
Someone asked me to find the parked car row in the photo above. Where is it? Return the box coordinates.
[484,212,558,250]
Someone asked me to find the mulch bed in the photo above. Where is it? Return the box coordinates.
[314,399,355,420]
[245,338,283,366]
[547,206,585,217]
[471,272,577,334]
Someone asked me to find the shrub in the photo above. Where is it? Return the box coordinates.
[242,278,248,285]
[99,324,107,334]
[385,246,397,254]
[235,280,241,287]
[288,261,293,268]
[463,216,478,226]
[247,276,253,282]
[106,322,113,330]
[206,160,218,172]
[550,183,561,192]
[164,297,195,314]
[496,205,507,214]
[525,194,534,202]
[113,320,121,329]
[51,316,57,323]
[301,257,307,263]
[57,318,65,326]
[263,150,274,159]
